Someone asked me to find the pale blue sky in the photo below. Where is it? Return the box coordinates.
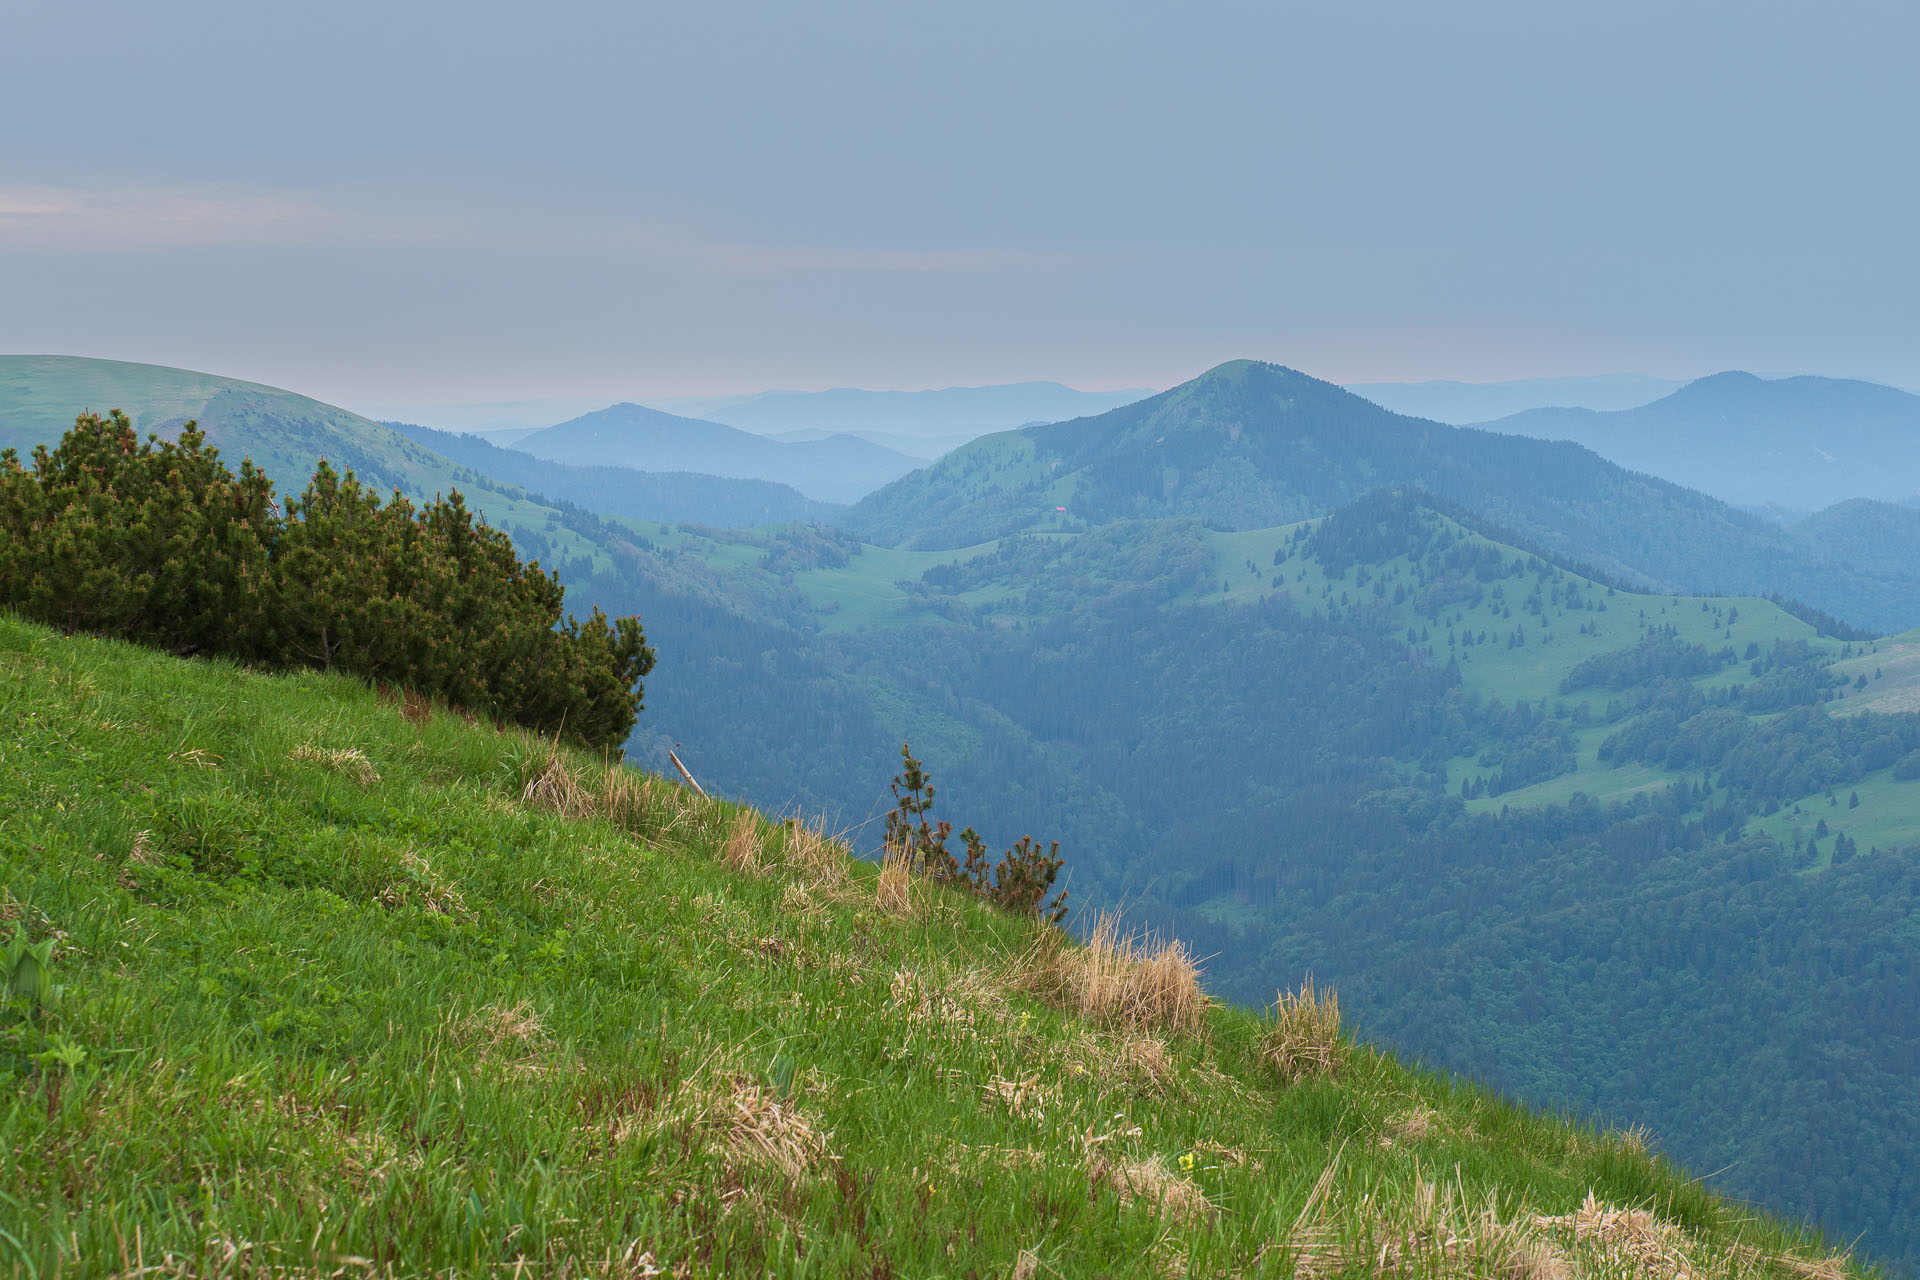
[4,1,1915,403]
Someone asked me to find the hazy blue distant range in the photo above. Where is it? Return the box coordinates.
[1346,373,1683,424]
[386,422,842,527]
[698,381,1157,456]
[510,402,928,505]
[1478,372,1920,514]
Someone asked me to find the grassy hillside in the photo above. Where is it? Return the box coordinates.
[0,357,852,581]
[0,615,1861,1278]
[0,357,632,573]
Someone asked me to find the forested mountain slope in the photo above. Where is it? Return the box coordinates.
[843,360,1920,633]
[1790,498,1920,584]
[1484,372,1920,512]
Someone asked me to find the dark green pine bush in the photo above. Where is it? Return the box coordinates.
[0,410,653,748]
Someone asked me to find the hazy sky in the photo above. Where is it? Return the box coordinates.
[4,1,1916,403]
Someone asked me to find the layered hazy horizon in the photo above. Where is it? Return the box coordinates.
[6,1,1918,407]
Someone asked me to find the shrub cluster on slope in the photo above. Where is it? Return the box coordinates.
[0,411,652,748]
[0,617,1860,1277]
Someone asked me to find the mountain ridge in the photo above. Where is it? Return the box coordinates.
[514,401,927,504]
[843,359,1920,633]
[1481,371,1920,511]
[387,420,843,527]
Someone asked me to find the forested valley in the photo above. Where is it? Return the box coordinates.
[516,495,1920,1269]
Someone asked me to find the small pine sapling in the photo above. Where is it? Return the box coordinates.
[885,745,1067,923]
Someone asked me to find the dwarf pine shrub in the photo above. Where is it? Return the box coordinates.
[0,411,653,748]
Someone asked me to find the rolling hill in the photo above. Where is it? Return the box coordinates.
[1483,372,1920,512]
[1791,498,1920,583]
[0,356,672,580]
[843,359,1920,633]
[0,356,856,580]
[386,420,843,527]
[513,402,928,505]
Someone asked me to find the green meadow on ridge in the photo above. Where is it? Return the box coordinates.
[0,615,1864,1278]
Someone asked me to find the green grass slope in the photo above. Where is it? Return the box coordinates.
[1,356,454,501]
[0,616,1860,1278]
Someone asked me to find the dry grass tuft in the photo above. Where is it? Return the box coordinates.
[723,810,765,874]
[378,850,469,918]
[169,746,221,769]
[1613,1123,1653,1158]
[982,1073,1057,1122]
[1532,1192,1689,1279]
[1294,1177,1567,1280]
[1011,1248,1041,1280]
[1014,912,1208,1037]
[449,999,552,1073]
[714,1076,831,1181]
[1111,1034,1181,1096]
[779,882,819,917]
[597,768,655,831]
[1380,1105,1443,1149]
[289,743,380,786]
[876,845,914,915]
[781,818,850,891]
[522,752,595,819]
[1263,975,1343,1083]
[1089,1150,1213,1223]
[1767,1250,1852,1280]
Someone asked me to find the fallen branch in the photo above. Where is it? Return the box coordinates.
[668,749,707,798]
